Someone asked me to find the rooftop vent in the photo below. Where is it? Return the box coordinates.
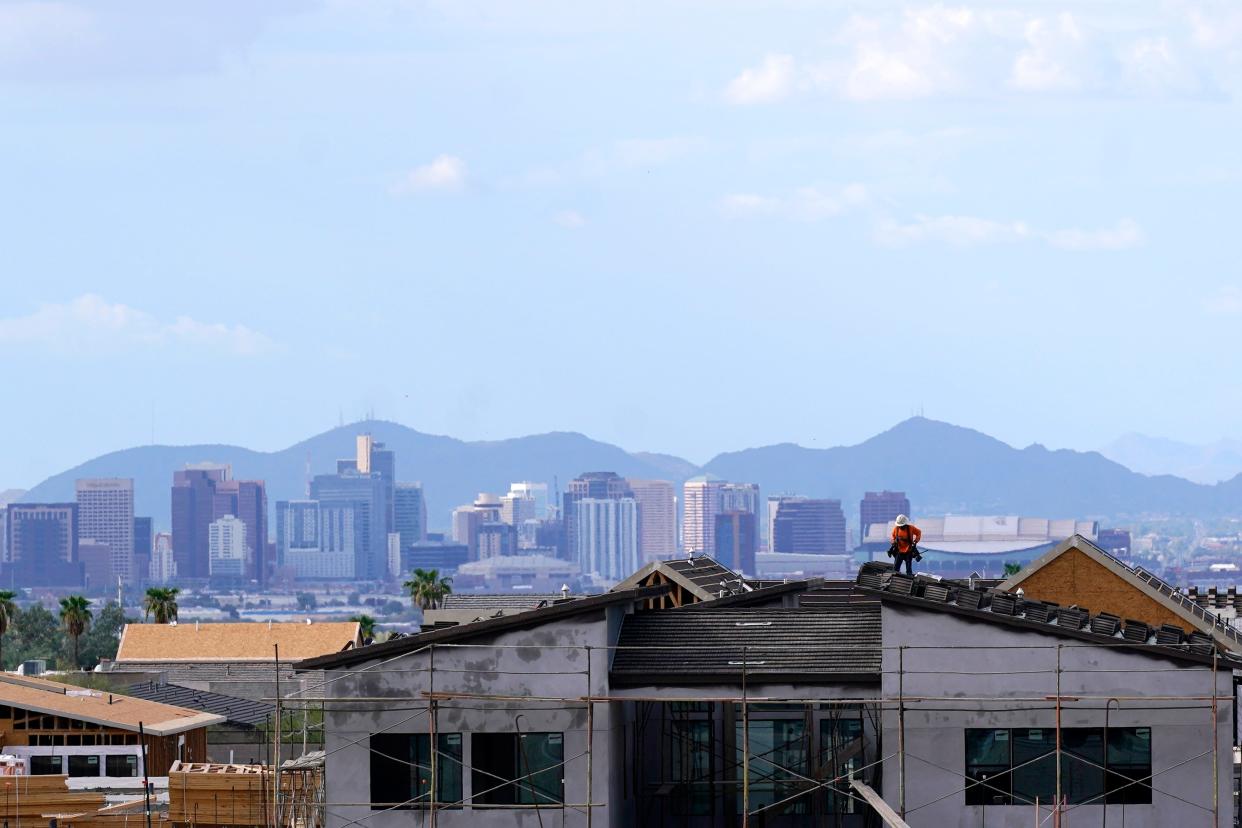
[1122,620,1152,643]
[989,593,1022,617]
[1090,613,1121,637]
[857,571,885,590]
[1023,601,1058,624]
[954,589,989,611]
[1156,624,1186,646]
[1187,631,1215,655]
[1057,607,1088,630]
[888,575,916,597]
[923,583,953,603]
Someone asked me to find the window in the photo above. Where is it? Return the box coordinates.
[965,728,1151,807]
[106,755,138,777]
[821,715,864,813]
[68,754,101,777]
[736,719,808,815]
[369,733,463,809]
[29,756,63,775]
[471,732,564,806]
[671,721,712,815]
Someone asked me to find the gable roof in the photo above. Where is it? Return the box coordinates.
[0,673,224,736]
[675,579,820,610]
[1000,534,1242,652]
[116,621,361,663]
[857,563,1236,668]
[295,585,671,672]
[611,556,750,604]
[124,681,273,728]
[611,606,881,685]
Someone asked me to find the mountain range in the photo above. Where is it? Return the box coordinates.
[19,417,1242,531]
[1098,433,1242,485]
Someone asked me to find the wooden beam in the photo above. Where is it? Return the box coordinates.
[849,780,912,828]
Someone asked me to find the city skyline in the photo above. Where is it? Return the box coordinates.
[5,3,1242,488]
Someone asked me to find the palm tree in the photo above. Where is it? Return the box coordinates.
[0,590,17,671]
[351,614,377,642]
[144,587,180,624]
[404,568,453,610]
[59,596,93,669]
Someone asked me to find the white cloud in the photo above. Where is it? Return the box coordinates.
[394,154,465,193]
[1011,13,1087,92]
[1204,286,1242,315]
[719,184,868,220]
[0,294,276,356]
[724,5,1238,103]
[553,210,586,228]
[876,215,1143,249]
[725,53,796,104]
[1046,219,1143,250]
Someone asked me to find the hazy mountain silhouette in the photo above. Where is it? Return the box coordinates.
[1100,433,1242,485]
[21,417,1240,532]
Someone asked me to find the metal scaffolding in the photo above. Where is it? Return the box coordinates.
[265,638,1236,828]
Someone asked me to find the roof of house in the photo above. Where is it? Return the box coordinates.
[675,578,820,611]
[295,585,672,672]
[611,555,750,603]
[0,673,225,736]
[611,606,882,685]
[999,534,1242,652]
[115,621,361,663]
[124,681,273,728]
[857,562,1238,669]
[440,594,574,610]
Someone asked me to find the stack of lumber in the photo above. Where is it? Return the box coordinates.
[168,761,272,827]
[0,775,108,820]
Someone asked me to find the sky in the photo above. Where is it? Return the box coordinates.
[3,0,1242,488]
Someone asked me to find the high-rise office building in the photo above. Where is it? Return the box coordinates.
[149,532,176,583]
[311,469,388,580]
[170,466,266,582]
[771,497,848,554]
[394,483,427,553]
[564,473,632,563]
[715,511,757,575]
[452,505,482,560]
[3,503,81,587]
[133,516,153,584]
[208,515,246,579]
[75,478,134,585]
[478,522,519,559]
[860,491,910,545]
[355,435,396,535]
[507,482,549,519]
[500,489,537,527]
[683,477,759,556]
[627,479,677,562]
[574,497,639,580]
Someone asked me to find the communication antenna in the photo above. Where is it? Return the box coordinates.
[305,451,312,497]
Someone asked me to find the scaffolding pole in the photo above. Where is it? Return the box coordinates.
[586,643,594,828]
[429,642,438,828]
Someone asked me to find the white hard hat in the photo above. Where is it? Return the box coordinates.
[895,514,909,526]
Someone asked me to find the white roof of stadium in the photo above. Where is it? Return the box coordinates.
[864,515,1099,555]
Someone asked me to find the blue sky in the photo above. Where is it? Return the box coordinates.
[3,0,1242,487]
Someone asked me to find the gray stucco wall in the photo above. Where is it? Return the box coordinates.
[880,603,1234,828]
[322,608,619,828]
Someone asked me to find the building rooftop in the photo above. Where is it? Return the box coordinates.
[611,606,881,685]
[116,621,361,663]
[0,673,224,736]
[295,585,672,672]
[123,681,273,728]
[857,561,1237,668]
[440,593,573,610]
[612,555,750,603]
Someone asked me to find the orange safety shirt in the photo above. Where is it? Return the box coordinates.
[891,524,922,553]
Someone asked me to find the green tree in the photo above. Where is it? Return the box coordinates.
[59,596,93,669]
[404,568,453,610]
[0,590,16,671]
[4,604,63,668]
[144,587,180,623]
[1003,562,1022,577]
[77,602,130,669]
[297,592,318,612]
[351,614,377,641]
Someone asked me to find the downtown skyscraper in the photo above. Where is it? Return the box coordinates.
[75,478,134,585]
[171,466,267,583]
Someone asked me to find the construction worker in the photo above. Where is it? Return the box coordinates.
[889,514,922,576]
